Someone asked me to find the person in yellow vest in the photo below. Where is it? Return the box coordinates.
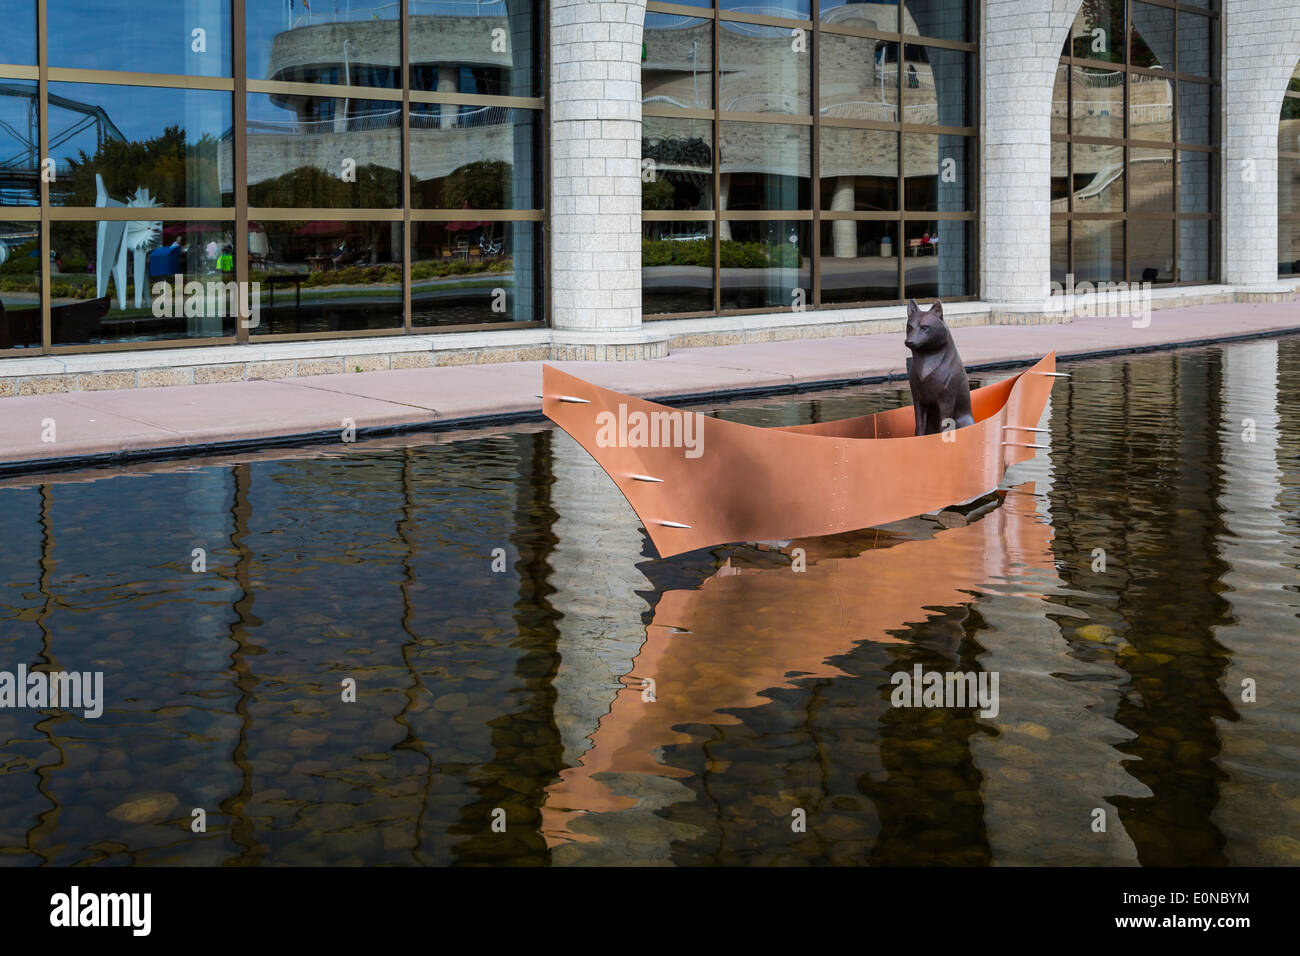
[217,244,234,274]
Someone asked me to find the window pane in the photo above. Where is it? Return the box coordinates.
[1130,73,1174,143]
[1178,150,1212,213]
[822,0,897,33]
[1071,0,1124,64]
[819,220,898,304]
[1129,218,1173,284]
[0,81,38,207]
[246,2,397,88]
[1130,3,1174,72]
[903,220,970,299]
[1051,219,1069,288]
[820,37,898,123]
[48,83,232,208]
[248,220,403,335]
[643,116,713,211]
[1280,221,1300,276]
[902,0,971,43]
[1052,65,1069,137]
[820,128,898,211]
[902,46,972,128]
[410,0,538,97]
[0,2,36,66]
[905,133,970,213]
[1052,141,1069,206]
[1179,218,1213,283]
[719,0,809,19]
[1130,147,1173,214]
[0,222,40,348]
[410,106,539,210]
[1283,153,1300,204]
[412,220,537,327]
[49,0,231,76]
[246,93,402,208]
[1071,142,1124,213]
[1074,67,1124,140]
[1177,12,1213,78]
[719,220,810,311]
[643,220,714,315]
[1282,100,1300,147]
[1178,81,1214,146]
[1073,219,1124,284]
[719,123,810,211]
[49,219,237,345]
[643,14,712,110]
[719,22,810,116]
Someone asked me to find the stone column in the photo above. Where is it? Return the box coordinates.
[1222,1,1300,294]
[718,173,732,242]
[437,64,459,127]
[982,1,1082,319]
[831,177,856,257]
[549,0,667,360]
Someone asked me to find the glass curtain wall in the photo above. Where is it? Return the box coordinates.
[641,0,977,318]
[1051,0,1219,290]
[1280,62,1300,278]
[0,0,544,356]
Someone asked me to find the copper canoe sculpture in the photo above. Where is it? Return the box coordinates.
[541,352,1060,557]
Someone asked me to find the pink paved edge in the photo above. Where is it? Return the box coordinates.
[1,301,1297,465]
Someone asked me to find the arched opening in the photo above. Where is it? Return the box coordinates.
[1050,0,1220,291]
[1279,61,1300,278]
[639,0,980,318]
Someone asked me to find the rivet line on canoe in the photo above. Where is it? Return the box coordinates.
[1003,425,1050,432]
[630,474,665,483]
[1002,441,1050,449]
[533,393,594,403]
[660,520,692,529]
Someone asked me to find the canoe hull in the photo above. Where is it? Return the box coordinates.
[542,352,1057,557]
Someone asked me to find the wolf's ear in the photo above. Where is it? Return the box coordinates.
[930,300,944,322]
[907,298,920,319]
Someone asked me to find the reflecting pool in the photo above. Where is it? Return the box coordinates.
[0,337,1297,865]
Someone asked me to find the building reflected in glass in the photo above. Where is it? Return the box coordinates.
[642,0,978,317]
[0,0,544,352]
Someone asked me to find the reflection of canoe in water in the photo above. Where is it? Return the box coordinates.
[540,485,1059,847]
[542,352,1060,557]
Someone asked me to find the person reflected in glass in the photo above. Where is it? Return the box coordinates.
[331,238,349,270]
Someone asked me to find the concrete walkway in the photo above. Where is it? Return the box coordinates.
[2,300,1297,472]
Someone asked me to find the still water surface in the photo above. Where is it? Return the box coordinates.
[0,338,1297,865]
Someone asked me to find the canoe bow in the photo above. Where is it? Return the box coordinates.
[542,352,1058,557]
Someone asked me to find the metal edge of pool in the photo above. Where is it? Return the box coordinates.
[2,324,1299,479]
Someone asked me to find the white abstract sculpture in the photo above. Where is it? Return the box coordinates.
[95,174,162,309]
